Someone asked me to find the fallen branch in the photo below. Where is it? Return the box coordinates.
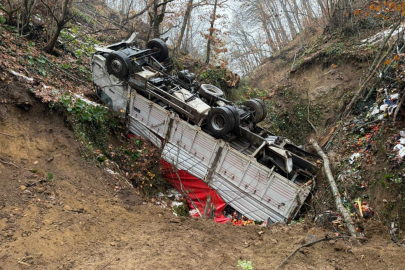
[364,43,405,101]
[343,22,401,117]
[343,41,396,117]
[0,131,14,137]
[0,157,20,168]
[310,139,357,237]
[353,119,382,132]
[216,256,225,269]
[274,236,365,269]
[275,236,344,269]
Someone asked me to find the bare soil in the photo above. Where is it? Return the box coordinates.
[0,79,404,270]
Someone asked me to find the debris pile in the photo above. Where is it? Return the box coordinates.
[391,130,405,162]
[368,89,400,120]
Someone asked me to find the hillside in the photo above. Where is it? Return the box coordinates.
[1,0,405,269]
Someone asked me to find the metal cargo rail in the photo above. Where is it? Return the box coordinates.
[129,91,312,223]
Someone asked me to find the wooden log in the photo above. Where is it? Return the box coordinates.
[310,139,357,237]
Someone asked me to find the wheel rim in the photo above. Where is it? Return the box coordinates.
[211,115,226,131]
[111,59,123,73]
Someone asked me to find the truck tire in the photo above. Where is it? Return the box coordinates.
[242,99,264,123]
[106,51,131,79]
[253,98,267,122]
[147,38,169,62]
[199,84,224,102]
[226,105,241,131]
[207,106,236,137]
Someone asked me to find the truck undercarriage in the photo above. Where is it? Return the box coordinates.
[91,36,318,223]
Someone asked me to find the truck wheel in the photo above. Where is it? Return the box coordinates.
[106,51,131,79]
[242,99,264,123]
[225,105,241,131]
[147,38,169,62]
[253,98,267,122]
[199,84,224,102]
[207,106,236,137]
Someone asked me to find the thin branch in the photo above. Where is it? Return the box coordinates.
[156,0,175,9]
[40,0,59,24]
[0,131,14,137]
[275,236,360,270]
[343,40,397,117]
[61,28,120,46]
[122,2,151,22]
[0,157,20,168]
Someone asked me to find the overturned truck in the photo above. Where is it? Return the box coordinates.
[91,36,318,223]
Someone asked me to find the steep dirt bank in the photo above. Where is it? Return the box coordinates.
[245,27,405,247]
[1,76,404,270]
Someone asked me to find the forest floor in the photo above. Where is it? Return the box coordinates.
[0,72,404,270]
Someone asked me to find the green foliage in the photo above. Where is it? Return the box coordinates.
[325,43,344,56]
[47,172,54,181]
[60,27,97,58]
[60,94,116,151]
[109,137,166,197]
[200,68,228,91]
[238,260,253,270]
[264,94,322,144]
[58,63,71,70]
[173,204,190,217]
[0,16,6,24]
[71,8,96,26]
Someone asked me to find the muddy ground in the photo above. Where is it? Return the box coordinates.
[0,80,404,270]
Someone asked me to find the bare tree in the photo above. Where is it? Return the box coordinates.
[147,0,175,39]
[120,0,151,28]
[278,0,297,38]
[174,0,193,54]
[21,0,37,33]
[0,0,21,25]
[205,0,228,64]
[40,0,74,54]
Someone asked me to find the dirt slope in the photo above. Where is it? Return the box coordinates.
[0,75,404,270]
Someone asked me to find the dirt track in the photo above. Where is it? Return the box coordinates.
[0,79,404,270]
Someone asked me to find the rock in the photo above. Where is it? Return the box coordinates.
[270,238,278,244]
[305,232,317,244]
[110,242,116,246]
[47,156,54,162]
[63,205,72,211]
[20,185,27,191]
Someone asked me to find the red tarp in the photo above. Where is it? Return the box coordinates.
[160,159,230,224]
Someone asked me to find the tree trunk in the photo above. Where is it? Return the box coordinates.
[175,0,193,54]
[269,0,288,42]
[206,0,218,64]
[256,1,277,52]
[42,0,71,54]
[287,0,304,34]
[45,24,62,53]
[310,139,357,237]
[22,0,37,32]
[183,11,192,51]
[279,0,297,38]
